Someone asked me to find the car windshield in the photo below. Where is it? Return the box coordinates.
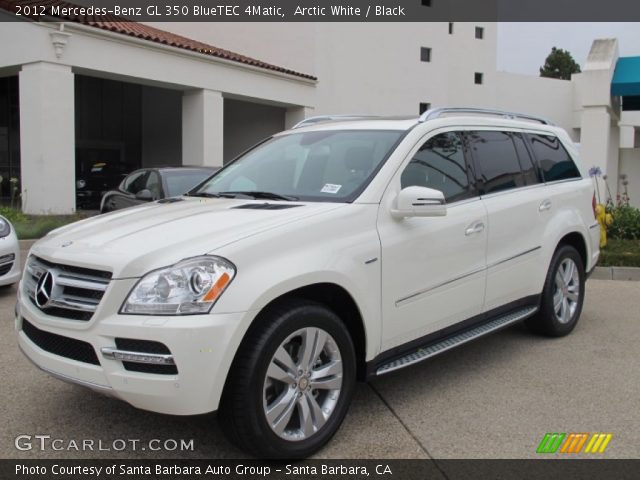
[164,170,214,197]
[192,130,403,202]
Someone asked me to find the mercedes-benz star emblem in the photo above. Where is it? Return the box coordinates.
[35,271,55,308]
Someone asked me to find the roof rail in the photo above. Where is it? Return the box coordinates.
[419,107,554,125]
[292,115,380,129]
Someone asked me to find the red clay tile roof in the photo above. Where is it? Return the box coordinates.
[0,0,317,80]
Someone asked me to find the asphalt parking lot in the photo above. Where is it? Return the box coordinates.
[2,243,639,461]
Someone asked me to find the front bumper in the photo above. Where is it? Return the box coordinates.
[0,232,21,286]
[16,288,249,415]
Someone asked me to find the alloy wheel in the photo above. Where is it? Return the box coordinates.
[262,327,343,441]
[553,258,580,324]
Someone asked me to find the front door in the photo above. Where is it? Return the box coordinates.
[377,130,488,353]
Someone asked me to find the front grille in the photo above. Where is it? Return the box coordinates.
[0,262,13,276]
[34,257,112,280]
[115,338,178,375]
[35,307,93,321]
[21,318,100,365]
[0,253,15,276]
[23,256,112,321]
[63,286,104,301]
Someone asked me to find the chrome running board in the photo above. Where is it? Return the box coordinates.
[376,306,538,375]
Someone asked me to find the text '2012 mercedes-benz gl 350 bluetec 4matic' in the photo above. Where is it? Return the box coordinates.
[17,108,600,458]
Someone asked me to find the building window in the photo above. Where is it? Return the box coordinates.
[475,26,484,39]
[474,72,484,84]
[420,47,432,62]
[448,22,454,34]
[421,0,432,6]
[419,102,431,114]
[622,95,640,111]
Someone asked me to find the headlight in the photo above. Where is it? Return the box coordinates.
[121,256,236,315]
[0,217,11,238]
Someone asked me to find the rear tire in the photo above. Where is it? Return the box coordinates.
[525,245,585,337]
[219,300,356,458]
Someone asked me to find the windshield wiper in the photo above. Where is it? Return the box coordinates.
[184,192,222,198]
[218,191,299,201]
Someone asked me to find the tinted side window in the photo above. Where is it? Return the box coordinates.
[528,134,580,182]
[400,132,472,202]
[467,131,525,194]
[122,171,147,194]
[512,133,542,185]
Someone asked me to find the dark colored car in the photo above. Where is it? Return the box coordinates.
[100,166,218,213]
[76,160,130,210]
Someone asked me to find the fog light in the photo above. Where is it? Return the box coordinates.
[101,347,175,365]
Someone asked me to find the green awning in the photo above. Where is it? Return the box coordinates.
[612,56,640,96]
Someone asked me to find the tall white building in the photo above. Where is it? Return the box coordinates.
[0,8,638,213]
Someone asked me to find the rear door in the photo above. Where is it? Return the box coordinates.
[526,132,588,268]
[468,130,547,311]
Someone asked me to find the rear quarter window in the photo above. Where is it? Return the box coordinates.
[527,134,581,182]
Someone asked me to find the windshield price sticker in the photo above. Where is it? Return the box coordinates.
[321,184,342,194]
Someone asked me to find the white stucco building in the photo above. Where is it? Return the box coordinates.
[0,8,638,213]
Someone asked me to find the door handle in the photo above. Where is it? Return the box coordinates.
[539,199,552,211]
[465,222,485,236]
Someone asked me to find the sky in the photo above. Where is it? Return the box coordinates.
[497,23,640,75]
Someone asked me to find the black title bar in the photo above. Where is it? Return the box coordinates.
[2,459,640,480]
[4,459,640,480]
[2,0,640,22]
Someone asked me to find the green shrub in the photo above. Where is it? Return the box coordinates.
[0,208,92,239]
[608,205,640,240]
[13,217,76,240]
[0,206,27,224]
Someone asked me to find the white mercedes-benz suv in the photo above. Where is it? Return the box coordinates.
[17,108,600,458]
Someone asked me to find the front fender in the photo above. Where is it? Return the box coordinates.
[213,204,382,362]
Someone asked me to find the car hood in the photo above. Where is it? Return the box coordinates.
[31,197,344,278]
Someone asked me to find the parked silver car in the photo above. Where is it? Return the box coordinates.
[0,215,20,286]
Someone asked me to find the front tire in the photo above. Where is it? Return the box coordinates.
[219,300,356,458]
[526,245,585,337]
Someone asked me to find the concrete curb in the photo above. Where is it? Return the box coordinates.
[591,266,640,281]
[18,239,37,251]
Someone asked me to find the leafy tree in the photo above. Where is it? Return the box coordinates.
[539,47,581,80]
